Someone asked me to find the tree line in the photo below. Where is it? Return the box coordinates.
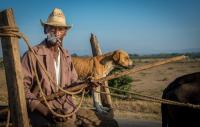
[129,52,200,59]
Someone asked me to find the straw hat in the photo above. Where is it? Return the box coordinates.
[40,8,72,29]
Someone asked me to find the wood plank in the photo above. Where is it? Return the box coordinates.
[0,8,30,127]
[90,33,112,108]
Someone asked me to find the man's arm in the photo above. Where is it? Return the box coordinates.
[21,52,49,115]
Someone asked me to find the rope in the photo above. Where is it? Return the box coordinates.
[0,26,22,38]
[34,64,85,118]
[95,85,200,110]
[94,55,186,83]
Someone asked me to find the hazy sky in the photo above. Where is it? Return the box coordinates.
[0,0,200,55]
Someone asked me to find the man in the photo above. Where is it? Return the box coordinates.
[22,8,118,127]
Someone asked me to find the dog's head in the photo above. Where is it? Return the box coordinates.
[112,49,133,68]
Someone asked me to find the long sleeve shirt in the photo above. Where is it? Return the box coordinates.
[21,39,78,114]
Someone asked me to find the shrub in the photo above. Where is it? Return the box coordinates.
[108,67,133,96]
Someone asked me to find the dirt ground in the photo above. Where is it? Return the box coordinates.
[0,58,200,121]
[130,59,200,97]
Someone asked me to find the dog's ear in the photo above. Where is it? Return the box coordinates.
[113,50,120,62]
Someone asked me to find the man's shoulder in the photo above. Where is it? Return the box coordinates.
[32,40,49,55]
[61,47,72,59]
[22,40,48,57]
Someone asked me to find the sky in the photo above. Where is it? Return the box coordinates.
[0,0,200,55]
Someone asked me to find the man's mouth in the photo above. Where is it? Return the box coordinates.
[47,34,61,44]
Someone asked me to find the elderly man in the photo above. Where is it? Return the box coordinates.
[22,8,118,127]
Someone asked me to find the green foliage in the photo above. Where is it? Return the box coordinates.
[71,53,78,57]
[108,67,133,96]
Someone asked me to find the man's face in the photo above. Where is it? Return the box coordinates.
[46,25,67,39]
[45,25,67,43]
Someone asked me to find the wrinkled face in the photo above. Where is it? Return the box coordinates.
[45,25,67,45]
[113,50,133,68]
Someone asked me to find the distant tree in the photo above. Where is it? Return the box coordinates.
[71,53,78,57]
[129,54,139,59]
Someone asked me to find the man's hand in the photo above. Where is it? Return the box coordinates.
[51,109,67,122]
[85,76,102,90]
[36,103,67,122]
[35,103,49,116]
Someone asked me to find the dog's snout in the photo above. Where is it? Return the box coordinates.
[129,60,133,66]
[128,64,135,69]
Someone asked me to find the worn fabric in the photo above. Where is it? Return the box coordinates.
[21,39,78,117]
[29,110,77,127]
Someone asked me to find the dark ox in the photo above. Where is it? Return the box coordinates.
[162,72,200,127]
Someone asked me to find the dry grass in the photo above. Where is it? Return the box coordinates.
[113,99,161,120]
[78,96,161,120]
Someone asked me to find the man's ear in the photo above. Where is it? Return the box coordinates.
[63,30,67,36]
[113,51,120,62]
[44,25,48,34]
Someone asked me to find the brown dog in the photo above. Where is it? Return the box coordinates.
[72,49,133,113]
[72,49,133,79]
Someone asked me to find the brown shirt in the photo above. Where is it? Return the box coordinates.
[21,40,78,114]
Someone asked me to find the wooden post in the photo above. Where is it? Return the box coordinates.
[0,8,30,127]
[90,33,112,108]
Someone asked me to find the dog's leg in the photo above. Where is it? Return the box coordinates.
[93,85,111,114]
[92,86,106,114]
[92,86,110,114]
[91,75,106,113]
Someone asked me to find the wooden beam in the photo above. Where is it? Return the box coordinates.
[90,33,102,55]
[0,8,30,127]
[90,33,112,108]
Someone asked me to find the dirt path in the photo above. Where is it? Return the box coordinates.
[116,119,161,127]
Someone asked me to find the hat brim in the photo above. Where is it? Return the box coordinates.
[40,19,72,30]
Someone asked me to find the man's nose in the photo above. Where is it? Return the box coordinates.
[53,28,59,36]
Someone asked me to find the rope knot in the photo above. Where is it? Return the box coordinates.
[0,26,30,46]
[0,26,22,38]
